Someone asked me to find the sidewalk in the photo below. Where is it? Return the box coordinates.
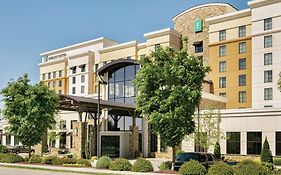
[0,162,176,175]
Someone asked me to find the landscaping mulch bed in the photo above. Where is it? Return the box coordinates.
[154,170,178,174]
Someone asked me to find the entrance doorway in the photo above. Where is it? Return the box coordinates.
[101,136,120,158]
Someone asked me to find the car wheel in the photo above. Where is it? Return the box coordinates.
[15,150,20,154]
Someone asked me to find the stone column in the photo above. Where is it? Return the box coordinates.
[129,112,139,158]
[142,118,149,158]
[72,122,87,158]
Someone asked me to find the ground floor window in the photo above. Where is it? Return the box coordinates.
[150,133,158,153]
[6,135,11,146]
[226,132,240,154]
[14,136,19,146]
[247,132,262,155]
[59,132,66,148]
[139,133,142,153]
[276,132,281,155]
[101,136,120,158]
[160,139,167,152]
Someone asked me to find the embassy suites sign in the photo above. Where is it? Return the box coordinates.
[43,53,67,62]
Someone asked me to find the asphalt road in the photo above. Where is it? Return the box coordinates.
[0,167,91,175]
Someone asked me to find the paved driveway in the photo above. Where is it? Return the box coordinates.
[0,167,91,175]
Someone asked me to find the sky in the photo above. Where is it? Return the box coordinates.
[0,0,249,108]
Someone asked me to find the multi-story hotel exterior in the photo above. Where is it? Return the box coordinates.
[1,0,281,159]
[207,9,252,109]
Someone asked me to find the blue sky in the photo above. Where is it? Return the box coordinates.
[0,0,249,108]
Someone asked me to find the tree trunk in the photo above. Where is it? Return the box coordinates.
[28,146,31,158]
[172,146,176,162]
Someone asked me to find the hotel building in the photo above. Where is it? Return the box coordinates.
[1,0,281,158]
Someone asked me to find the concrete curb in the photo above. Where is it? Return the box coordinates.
[0,163,176,175]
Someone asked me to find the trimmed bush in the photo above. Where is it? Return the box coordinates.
[207,162,234,175]
[235,159,267,175]
[0,153,24,163]
[109,158,132,171]
[0,145,8,153]
[159,161,172,171]
[42,156,62,165]
[29,155,42,164]
[76,158,91,167]
[274,158,281,165]
[179,160,207,175]
[132,158,153,172]
[96,156,111,169]
[61,157,76,164]
[214,142,221,160]
[261,137,273,163]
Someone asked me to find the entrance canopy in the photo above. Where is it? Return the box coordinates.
[58,94,135,114]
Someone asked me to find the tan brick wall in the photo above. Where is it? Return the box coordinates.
[174,5,229,66]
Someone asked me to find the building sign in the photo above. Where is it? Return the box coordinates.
[42,53,67,63]
[194,20,203,33]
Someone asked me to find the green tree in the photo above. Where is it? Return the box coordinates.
[261,137,273,163]
[194,109,224,151]
[1,74,59,157]
[134,47,209,161]
[214,142,221,160]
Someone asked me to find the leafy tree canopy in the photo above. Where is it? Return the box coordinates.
[1,74,58,154]
[134,47,210,150]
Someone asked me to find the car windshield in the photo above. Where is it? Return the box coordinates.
[176,153,201,161]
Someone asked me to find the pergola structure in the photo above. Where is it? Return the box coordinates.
[57,94,139,158]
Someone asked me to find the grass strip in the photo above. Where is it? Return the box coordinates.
[0,164,119,175]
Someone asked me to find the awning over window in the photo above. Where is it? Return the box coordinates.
[97,59,138,76]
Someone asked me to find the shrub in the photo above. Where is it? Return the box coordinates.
[61,157,76,164]
[0,153,24,163]
[109,158,132,171]
[29,155,42,164]
[96,156,111,169]
[179,160,207,175]
[132,158,153,172]
[207,162,234,175]
[76,158,91,167]
[214,142,221,160]
[42,156,62,165]
[274,158,281,165]
[0,145,8,153]
[261,137,273,163]
[235,159,267,175]
[159,161,172,171]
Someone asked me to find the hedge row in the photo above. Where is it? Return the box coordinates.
[96,156,154,172]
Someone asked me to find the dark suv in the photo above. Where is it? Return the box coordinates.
[173,152,215,171]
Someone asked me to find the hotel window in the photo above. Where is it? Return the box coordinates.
[6,135,11,146]
[48,73,51,79]
[226,132,240,154]
[60,120,66,130]
[264,70,272,83]
[81,86,85,94]
[239,91,246,103]
[264,18,272,31]
[239,58,246,70]
[72,77,76,84]
[219,93,226,97]
[219,30,226,41]
[239,75,246,86]
[42,74,46,80]
[80,65,86,72]
[194,41,203,53]
[247,132,262,155]
[264,53,272,65]
[47,82,50,88]
[276,132,281,155]
[59,70,62,77]
[219,61,226,72]
[239,25,246,37]
[264,88,273,101]
[155,44,161,51]
[219,77,226,88]
[59,80,62,87]
[264,35,272,48]
[81,75,85,83]
[53,72,56,79]
[72,87,76,94]
[53,81,56,88]
[239,42,246,54]
[72,66,77,74]
[219,45,226,57]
